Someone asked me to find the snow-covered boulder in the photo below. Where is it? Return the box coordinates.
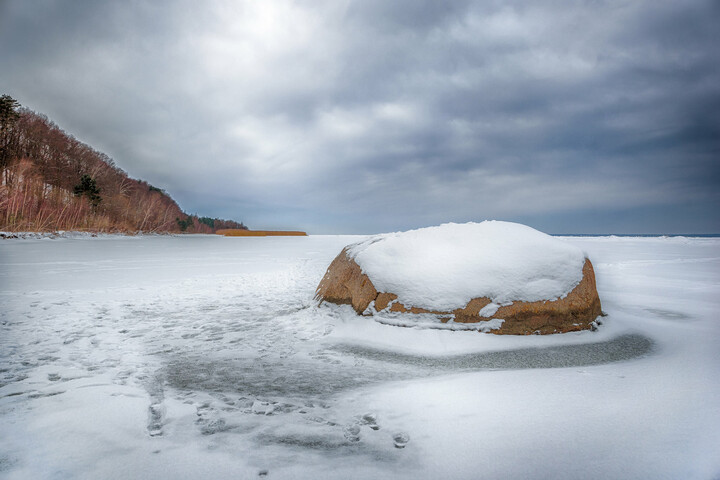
[316,221,602,335]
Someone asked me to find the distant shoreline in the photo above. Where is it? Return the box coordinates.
[3,230,719,241]
[552,233,720,238]
[216,229,307,237]
[0,231,218,240]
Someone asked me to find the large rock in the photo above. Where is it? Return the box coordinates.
[315,223,602,335]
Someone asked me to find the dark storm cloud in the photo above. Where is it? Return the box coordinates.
[1,0,718,233]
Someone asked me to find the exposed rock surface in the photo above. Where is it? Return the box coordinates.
[316,248,602,335]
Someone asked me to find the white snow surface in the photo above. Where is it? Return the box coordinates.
[348,221,587,311]
[1,234,719,479]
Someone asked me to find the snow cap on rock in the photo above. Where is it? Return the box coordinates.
[347,221,587,312]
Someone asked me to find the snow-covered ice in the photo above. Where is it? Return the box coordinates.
[1,234,719,479]
[349,221,587,310]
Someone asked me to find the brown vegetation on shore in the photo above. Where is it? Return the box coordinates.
[0,95,247,233]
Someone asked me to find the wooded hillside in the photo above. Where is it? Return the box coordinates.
[0,95,247,233]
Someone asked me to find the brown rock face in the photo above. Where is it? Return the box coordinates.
[315,248,602,335]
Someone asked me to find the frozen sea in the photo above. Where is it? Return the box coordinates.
[1,234,719,479]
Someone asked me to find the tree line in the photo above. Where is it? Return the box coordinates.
[0,94,247,233]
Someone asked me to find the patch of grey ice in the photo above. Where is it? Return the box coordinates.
[332,333,653,370]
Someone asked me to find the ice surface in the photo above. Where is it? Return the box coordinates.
[348,221,587,310]
[1,234,719,479]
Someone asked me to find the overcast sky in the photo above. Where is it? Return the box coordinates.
[1,0,718,233]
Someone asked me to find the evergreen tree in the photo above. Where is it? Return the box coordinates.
[73,174,102,208]
[0,94,21,169]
